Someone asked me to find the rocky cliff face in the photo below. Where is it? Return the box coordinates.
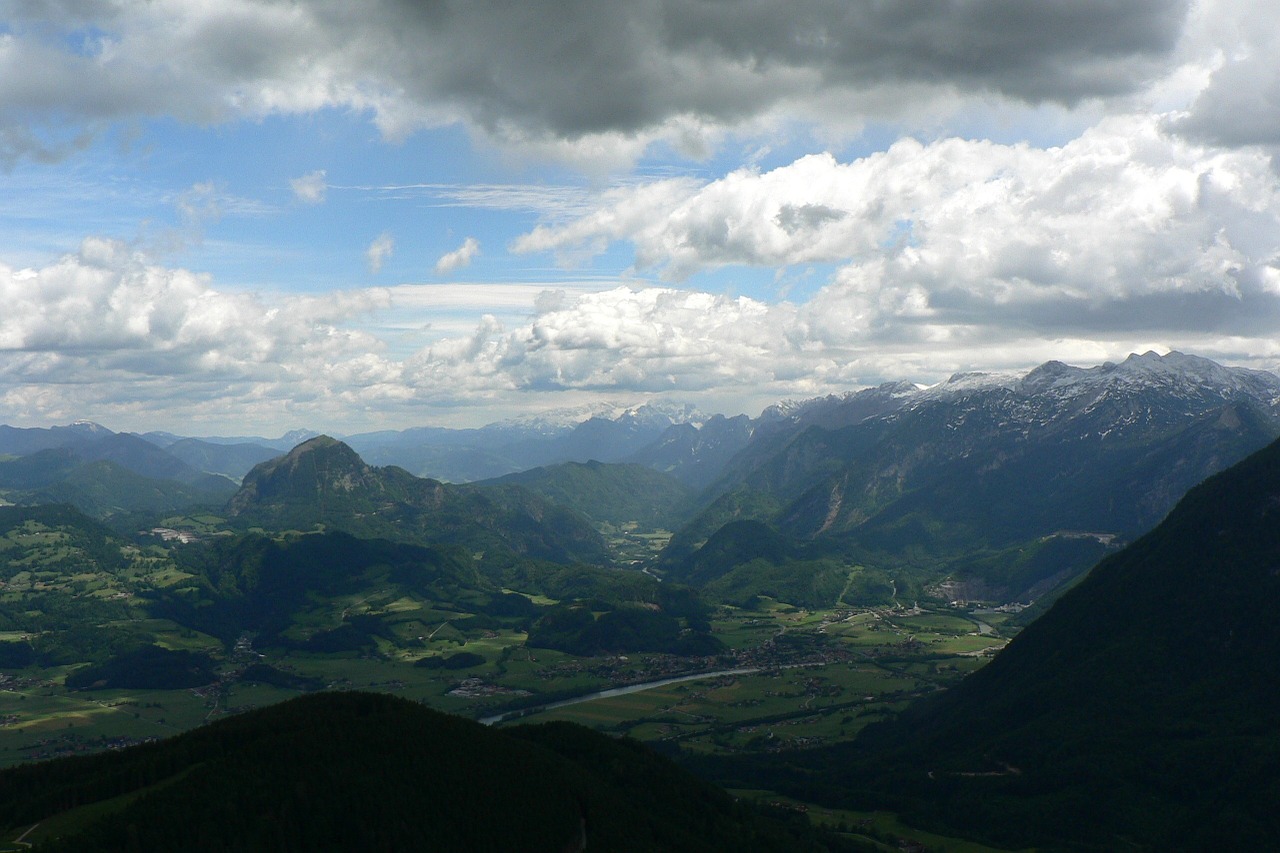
[228,436,386,515]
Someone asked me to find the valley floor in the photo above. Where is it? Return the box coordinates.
[0,597,1010,769]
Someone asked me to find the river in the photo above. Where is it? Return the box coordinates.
[479,667,761,726]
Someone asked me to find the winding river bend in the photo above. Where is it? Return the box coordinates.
[480,667,761,726]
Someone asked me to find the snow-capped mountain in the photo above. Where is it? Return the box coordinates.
[663,351,1280,603]
[494,400,705,435]
[913,350,1280,420]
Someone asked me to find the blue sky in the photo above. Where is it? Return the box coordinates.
[2,0,1279,435]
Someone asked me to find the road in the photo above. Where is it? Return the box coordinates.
[480,667,760,725]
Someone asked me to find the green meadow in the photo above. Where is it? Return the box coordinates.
[0,589,1009,768]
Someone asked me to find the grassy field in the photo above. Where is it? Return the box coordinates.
[0,545,1022,853]
[0,513,1024,847]
[0,593,1009,766]
[472,599,1007,757]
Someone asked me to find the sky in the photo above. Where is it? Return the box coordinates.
[2,0,1280,435]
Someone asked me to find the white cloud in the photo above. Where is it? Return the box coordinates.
[0,237,390,375]
[433,237,480,275]
[348,181,599,218]
[290,169,327,204]
[515,116,1280,335]
[0,238,402,429]
[366,232,394,274]
[392,274,1280,424]
[399,287,800,409]
[4,0,1280,432]
[3,234,1280,434]
[175,181,224,225]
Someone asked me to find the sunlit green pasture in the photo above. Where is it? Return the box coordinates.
[0,576,1011,771]
[0,686,212,768]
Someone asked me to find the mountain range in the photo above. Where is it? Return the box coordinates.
[2,350,1279,608]
[718,411,1280,850]
[477,459,697,530]
[341,400,709,483]
[0,425,239,517]
[5,351,1280,850]
[658,351,1280,604]
[227,435,609,565]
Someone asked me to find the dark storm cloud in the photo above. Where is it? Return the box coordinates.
[925,280,1280,338]
[659,0,1189,98]
[373,0,1191,135]
[2,0,1192,149]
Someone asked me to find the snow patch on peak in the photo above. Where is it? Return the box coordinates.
[622,400,705,429]
[1019,360,1091,394]
[494,399,703,433]
[762,383,909,421]
[1080,351,1280,397]
[920,370,1022,398]
[494,401,630,433]
[65,420,112,434]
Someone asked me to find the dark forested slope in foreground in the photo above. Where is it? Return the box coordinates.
[718,434,1280,851]
[0,692,850,853]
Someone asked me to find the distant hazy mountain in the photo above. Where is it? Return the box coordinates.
[624,413,756,490]
[702,381,922,492]
[0,448,237,519]
[777,431,1280,850]
[0,420,114,456]
[157,438,281,481]
[344,401,706,481]
[480,460,696,530]
[0,692,835,852]
[19,460,237,518]
[0,447,81,488]
[73,432,229,487]
[0,422,239,488]
[142,428,321,452]
[663,352,1280,603]
[228,436,609,564]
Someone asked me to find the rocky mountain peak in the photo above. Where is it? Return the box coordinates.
[228,436,379,515]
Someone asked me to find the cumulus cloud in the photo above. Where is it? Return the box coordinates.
[366,232,394,274]
[0,237,389,375]
[4,0,1280,431]
[0,0,1194,163]
[290,170,327,204]
[400,287,800,405]
[433,237,480,276]
[0,238,399,428]
[4,233,1280,433]
[394,270,1280,422]
[515,116,1280,338]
